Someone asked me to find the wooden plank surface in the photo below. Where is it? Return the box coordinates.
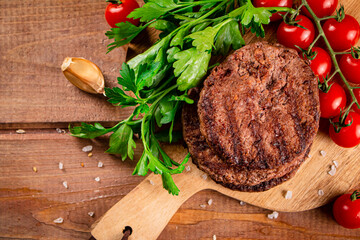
[1,131,360,239]
[1,0,360,239]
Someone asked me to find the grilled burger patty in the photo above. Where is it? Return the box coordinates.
[182,42,320,191]
[183,87,310,190]
[198,42,320,170]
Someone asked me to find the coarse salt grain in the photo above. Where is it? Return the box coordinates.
[200,204,206,208]
[95,177,100,182]
[88,212,95,217]
[53,217,63,224]
[213,235,217,240]
[318,189,324,196]
[201,174,208,180]
[307,154,312,158]
[333,160,339,168]
[98,162,104,168]
[185,165,191,172]
[149,180,155,185]
[285,191,292,200]
[320,150,326,157]
[59,162,64,170]
[328,167,336,176]
[82,145,93,152]
[267,211,279,219]
[16,129,26,134]
[63,181,68,189]
[56,128,63,134]
[239,201,246,206]
[208,199,213,206]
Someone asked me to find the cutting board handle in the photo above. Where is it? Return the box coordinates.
[91,171,207,240]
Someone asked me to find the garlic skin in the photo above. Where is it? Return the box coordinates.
[61,57,105,94]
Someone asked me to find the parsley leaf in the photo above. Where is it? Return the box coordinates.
[128,0,180,22]
[106,124,137,161]
[104,87,137,107]
[69,122,113,139]
[117,63,137,93]
[173,48,211,91]
[186,26,218,52]
[229,0,273,37]
[214,20,245,55]
[105,22,147,52]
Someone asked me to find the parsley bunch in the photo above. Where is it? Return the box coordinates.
[70,0,294,195]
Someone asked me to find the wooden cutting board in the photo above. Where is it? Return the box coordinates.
[89,1,360,239]
[90,116,360,240]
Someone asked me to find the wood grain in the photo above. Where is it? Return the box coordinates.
[1,131,360,239]
[1,0,360,239]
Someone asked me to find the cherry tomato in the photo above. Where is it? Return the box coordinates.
[105,0,140,28]
[301,47,332,82]
[352,88,360,114]
[339,53,360,84]
[329,112,360,148]
[277,15,315,50]
[319,82,346,118]
[302,0,338,19]
[323,15,360,52]
[333,191,360,229]
[253,0,293,22]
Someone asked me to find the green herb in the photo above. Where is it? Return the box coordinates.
[70,0,294,195]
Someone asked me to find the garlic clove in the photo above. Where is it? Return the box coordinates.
[61,57,105,94]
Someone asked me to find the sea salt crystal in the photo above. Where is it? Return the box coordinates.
[200,204,206,208]
[16,129,26,134]
[149,180,155,185]
[333,160,339,168]
[320,150,326,157]
[267,211,279,219]
[318,189,324,196]
[82,145,93,152]
[185,165,191,172]
[285,191,292,200]
[201,174,208,180]
[328,167,336,176]
[53,217,63,224]
[239,201,246,206]
[63,181,68,189]
[97,162,104,168]
[59,162,64,170]
[95,177,100,182]
[88,212,95,217]
[208,199,213,206]
[307,154,312,158]
[56,128,66,134]
[213,235,217,240]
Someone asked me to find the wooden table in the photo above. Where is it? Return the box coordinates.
[1,0,360,239]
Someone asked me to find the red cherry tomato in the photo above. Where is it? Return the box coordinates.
[302,0,338,19]
[339,53,360,84]
[301,47,332,82]
[323,15,360,52]
[352,88,360,114]
[329,112,360,148]
[319,82,346,118]
[333,191,360,229]
[253,0,293,22]
[277,15,315,50]
[105,0,140,28]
